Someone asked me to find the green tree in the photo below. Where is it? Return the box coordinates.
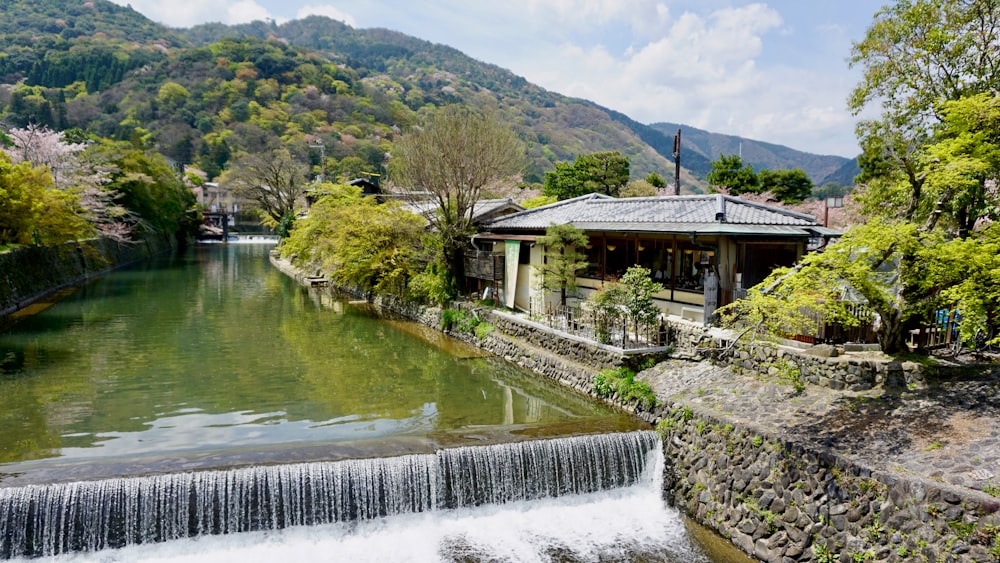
[389,105,524,297]
[541,160,581,200]
[919,93,1000,238]
[88,142,197,240]
[758,168,813,203]
[536,224,589,306]
[706,154,759,195]
[542,151,630,200]
[739,92,1000,353]
[719,222,907,349]
[935,224,1000,346]
[327,199,425,296]
[585,265,664,345]
[849,0,1000,231]
[157,81,190,108]
[282,182,425,296]
[0,152,90,247]
[617,266,665,341]
[723,2,1000,354]
[587,283,626,345]
[645,172,666,189]
[280,183,364,265]
[620,179,657,198]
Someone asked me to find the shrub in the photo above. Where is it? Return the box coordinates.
[474,322,494,340]
[440,308,464,331]
[592,366,657,409]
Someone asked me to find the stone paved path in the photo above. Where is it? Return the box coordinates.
[641,357,1000,492]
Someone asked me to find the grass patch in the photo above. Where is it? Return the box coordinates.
[593,366,658,409]
[474,322,494,340]
[441,308,488,334]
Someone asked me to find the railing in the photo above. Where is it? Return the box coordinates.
[908,309,960,350]
[527,297,667,350]
[807,302,878,344]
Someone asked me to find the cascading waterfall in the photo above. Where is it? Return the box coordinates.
[0,431,659,559]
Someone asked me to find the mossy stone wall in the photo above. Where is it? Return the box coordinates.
[0,236,172,317]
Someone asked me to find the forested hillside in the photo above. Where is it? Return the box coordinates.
[0,0,852,193]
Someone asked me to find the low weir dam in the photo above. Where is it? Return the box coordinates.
[0,244,752,562]
[2,432,662,559]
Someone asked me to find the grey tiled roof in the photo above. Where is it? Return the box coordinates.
[483,193,821,235]
[404,198,522,223]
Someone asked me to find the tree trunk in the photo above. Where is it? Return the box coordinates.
[877,310,909,355]
[443,239,465,298]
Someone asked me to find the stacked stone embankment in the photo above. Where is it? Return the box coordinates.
[271,253,1000,562]
[0,235,173,318]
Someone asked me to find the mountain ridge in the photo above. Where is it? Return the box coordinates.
[0,1,858,192]
[180,14,859,187]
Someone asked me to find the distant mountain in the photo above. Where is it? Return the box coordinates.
[0,2,857,195]
[648,122,859,186]
[178,16,860,190]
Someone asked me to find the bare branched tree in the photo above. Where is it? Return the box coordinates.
[222,148,310,227]
[389,106,524,289]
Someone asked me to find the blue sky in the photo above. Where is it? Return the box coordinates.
[110,1,889,158]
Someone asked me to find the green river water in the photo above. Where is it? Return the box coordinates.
[0,243,637,484]
[0,242,754,563]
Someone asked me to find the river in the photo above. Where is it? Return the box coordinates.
[0,243,752,562]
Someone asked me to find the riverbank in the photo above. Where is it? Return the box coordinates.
[0,235,175,319]
[269,252,1000,562]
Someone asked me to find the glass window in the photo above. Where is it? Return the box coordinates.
[638,239,672,285]
[675,243,704,291]
[673,241,717,292]
[582,243,602,279]
[604,238,629,280]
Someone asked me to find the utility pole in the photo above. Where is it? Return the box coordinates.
[672,128,681,196]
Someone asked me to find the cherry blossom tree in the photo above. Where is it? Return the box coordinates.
[4,124,88,190]
[3,125,135,243]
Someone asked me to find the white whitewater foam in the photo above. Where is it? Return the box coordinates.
[24,448,715,563]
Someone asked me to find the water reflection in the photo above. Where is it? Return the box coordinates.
[0,244,636,480]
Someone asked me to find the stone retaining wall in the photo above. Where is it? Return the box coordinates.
[269,254,999,562]
[660,316,943,392]
[655,401,1000,562]
[0,235,173,318]
[349,299,1000,561]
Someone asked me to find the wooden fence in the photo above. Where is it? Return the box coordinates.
[528,297,666,350]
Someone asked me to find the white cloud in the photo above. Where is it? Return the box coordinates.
[505,3,858,155]
[226,0,272,24]
[108,0,278,27]
[296,5,357,26]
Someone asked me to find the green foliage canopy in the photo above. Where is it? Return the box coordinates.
[542,151,630,200]
[586,265,664,344]
[0,152,90,247]
[758,168,813,203]
[706,154,759,195]
[282,184,425,296]
[720,1,1000,354]
[92,143,197,239]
